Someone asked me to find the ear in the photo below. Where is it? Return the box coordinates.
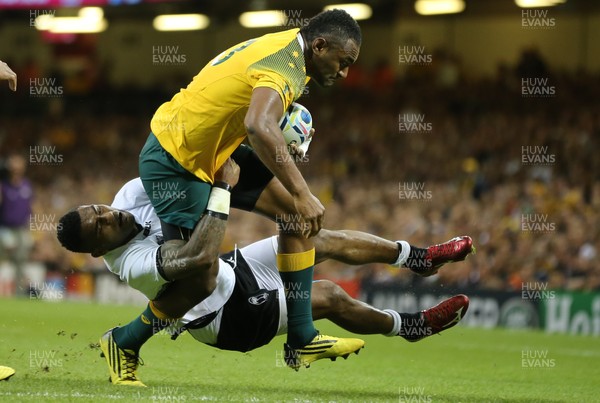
[311,37,328,55]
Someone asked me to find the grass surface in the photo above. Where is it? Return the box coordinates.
[0,297,598,402]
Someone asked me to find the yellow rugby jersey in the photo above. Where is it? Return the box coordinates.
[150,28,308,183]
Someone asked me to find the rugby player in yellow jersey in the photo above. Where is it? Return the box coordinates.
[102,9,364,374]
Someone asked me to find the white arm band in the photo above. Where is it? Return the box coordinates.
[206,187,231,215]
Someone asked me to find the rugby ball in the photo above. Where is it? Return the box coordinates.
[279,102,312,146]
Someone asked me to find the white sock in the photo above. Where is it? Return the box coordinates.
[392,241,411,268]
[383,309,402,337]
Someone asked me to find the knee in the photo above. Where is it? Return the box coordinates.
[276,213,308,237]
[313,229,335,261]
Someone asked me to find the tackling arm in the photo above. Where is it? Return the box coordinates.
[158,158,240,281]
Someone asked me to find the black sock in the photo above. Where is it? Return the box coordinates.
[398,312,425,341]
[404,246,427,270]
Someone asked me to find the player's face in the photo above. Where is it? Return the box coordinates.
[307,38,360,87]
[77,204,138,257]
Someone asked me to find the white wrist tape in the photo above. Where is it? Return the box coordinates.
[299,138,312,154]
[206,187,230,215]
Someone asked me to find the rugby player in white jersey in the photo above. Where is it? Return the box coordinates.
[58,159,473,386]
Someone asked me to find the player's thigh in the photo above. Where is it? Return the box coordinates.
[139,132,211,230]
[229,144,295,219]
[251,177,298,220]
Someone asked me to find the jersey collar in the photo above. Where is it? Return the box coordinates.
[296,32,305,52]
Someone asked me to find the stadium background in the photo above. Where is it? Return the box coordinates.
[0,0,599,338]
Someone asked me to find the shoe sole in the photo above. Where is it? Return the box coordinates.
[292,346,364,371]
[329,346,363,362]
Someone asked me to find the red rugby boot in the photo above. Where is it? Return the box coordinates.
[408,236,475,277]
[399,295,469,342]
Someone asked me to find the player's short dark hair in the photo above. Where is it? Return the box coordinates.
[57,209,85,253]
[300,9,362,47]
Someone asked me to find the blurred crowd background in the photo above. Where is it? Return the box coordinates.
[1,45,598,298]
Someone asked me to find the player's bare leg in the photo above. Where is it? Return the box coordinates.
[314,229,475,276]
[312,280,393,334]
[313,229,399,266]
[312,280,469,341]
[254,180,475,277]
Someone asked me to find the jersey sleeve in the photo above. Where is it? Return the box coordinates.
[111,178,149,211]
[252,73,295,109]
[104,238,167,300]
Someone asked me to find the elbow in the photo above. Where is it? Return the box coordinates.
[167,254,214,280]
[187,254,218,296]
[177,242,216,273]
[244,113,276,141]
[244,114,259,137]
[189,252,216,273]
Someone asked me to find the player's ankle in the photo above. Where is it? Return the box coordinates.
[286,328,318,349]
[398,313,424,341]
[404,247,427,270]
